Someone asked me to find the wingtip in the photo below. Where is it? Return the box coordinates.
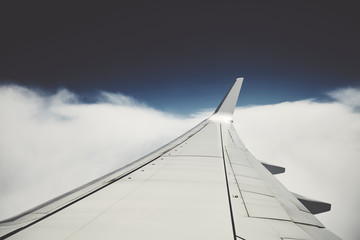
[211,78,243,122]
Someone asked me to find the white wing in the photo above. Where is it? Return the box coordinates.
[0,78,341,240]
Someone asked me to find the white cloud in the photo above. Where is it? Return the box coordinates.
[328,87,360,109]
[98,91,143,106]
[0,85,202,221]
[233,100,360,240]
[0,84,359,239]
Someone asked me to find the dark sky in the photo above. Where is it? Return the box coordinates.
[1,1,359,113]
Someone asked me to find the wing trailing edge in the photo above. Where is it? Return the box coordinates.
[292,192,332,214]
[261,161,286,175]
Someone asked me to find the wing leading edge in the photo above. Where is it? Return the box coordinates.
[0,78,341,240]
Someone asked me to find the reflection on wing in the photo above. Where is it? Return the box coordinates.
[0,78,341,240]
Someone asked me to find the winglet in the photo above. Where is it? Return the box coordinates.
[210,78,243,122]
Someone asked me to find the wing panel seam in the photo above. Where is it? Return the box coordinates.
[220,124,238,240]
[224,147,250,217]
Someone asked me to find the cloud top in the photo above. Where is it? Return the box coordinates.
[328,87,360,110]
[0,84,359,239]
[0,84,201,221]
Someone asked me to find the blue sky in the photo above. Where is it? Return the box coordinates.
[1,1,359,114]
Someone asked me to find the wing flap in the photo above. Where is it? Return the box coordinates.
[224,124,325,227]
[261,162,286,175]
[293,192,331,214]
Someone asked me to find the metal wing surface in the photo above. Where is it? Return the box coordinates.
[0,78,341,240]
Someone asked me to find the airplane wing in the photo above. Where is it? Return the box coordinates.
[0,78,341,240]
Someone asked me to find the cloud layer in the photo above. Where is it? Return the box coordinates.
[234,98,360,240]
[0,85,201,220]
[0,85,359,239]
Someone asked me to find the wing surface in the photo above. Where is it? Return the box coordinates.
[0,78,341,240]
